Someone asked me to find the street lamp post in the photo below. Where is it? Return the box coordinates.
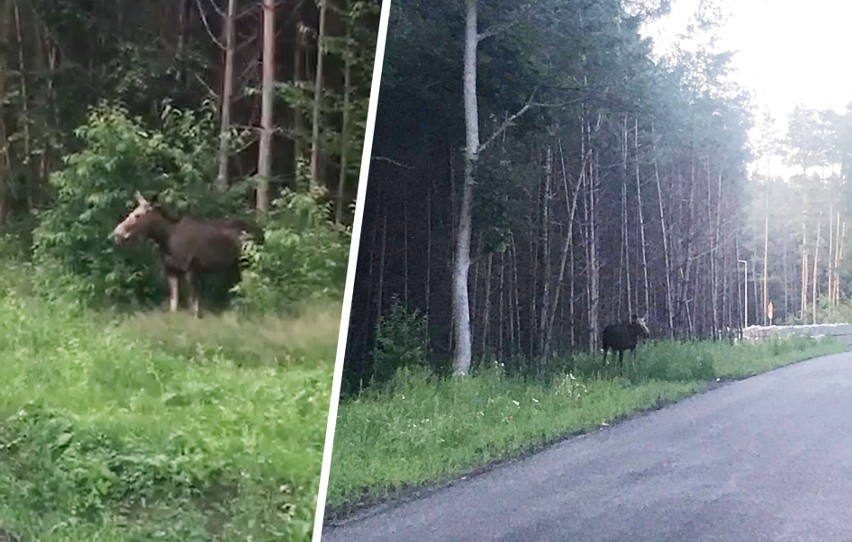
[738,259,748,329]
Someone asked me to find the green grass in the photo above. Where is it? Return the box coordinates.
[327,336,846,510]
[0,289,340,541]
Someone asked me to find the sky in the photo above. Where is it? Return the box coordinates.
[642,0,852,178]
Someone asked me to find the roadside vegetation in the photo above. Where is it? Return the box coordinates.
[0,252,341,541]
[326,336,845,512]
[0,0,381,536]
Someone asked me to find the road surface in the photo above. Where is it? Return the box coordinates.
[322,352,852,541]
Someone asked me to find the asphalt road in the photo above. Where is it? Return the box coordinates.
[322,352,852,541]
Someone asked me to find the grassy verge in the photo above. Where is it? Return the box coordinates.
[326,336,846,512]
[0,290,339,541]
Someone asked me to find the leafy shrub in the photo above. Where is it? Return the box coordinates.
[370,299,430,385]
[235,188,350,312]
[32,102,244,306]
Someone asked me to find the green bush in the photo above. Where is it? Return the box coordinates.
[32,103,244,306]
[234,188,350,312]
[369,300,430,385]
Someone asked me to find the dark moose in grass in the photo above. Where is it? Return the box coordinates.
[111,191,257,317]
[602,314,651,375]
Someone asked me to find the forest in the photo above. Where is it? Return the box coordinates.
[322,0,851,514]
[0,0,379,540]
[341,0,852,391]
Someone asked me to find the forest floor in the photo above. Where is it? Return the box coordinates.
[325,337,847,519]
[0,284,340,541]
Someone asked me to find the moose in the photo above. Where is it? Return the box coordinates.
[602,314,651,376]
[111,191,255,318]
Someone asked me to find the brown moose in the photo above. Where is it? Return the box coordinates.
[602,314,651,376]
[111,191,254,317]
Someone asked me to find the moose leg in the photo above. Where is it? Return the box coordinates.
[618,350,625,376]
[167,273,179,312]
[631,347,638,378]
[185,270,201,318]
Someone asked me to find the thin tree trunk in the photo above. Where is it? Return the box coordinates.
[828,200,834,308]
[587,113,601,351]
[482,253,493,354]
[621,117,632,317]
[783,234,789,318]
[449,149,456,354]
[256,0,275,213]
[336,8,352,223]
[544,136,583,358]
[498,253,505,357]
[711,171,723,336]
[13,2,29,159]
[377,201,387,318]
[403,180,409,304]
[309,0,328,190]
[513,240,522,357]
[293,2,304,181]
[453,0,479,375]
[762,186,769,324]
[801,205,809,321]
[569,230,575,347]
[539,144,553,356]
[835,213,844,305]
[509,242,517,357]
[812,210,821,323]
[652,124,674,336]
[0,0,11,224]
[634,120,650,316]
[425,171,432,317]
[216,0,237,191]
[836,221,846,304]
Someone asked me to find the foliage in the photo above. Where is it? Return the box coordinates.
[342,0,755,391]
[235,188,350,312]
[0,281,338,540]
[328,366,701,509]
[371,299,430,385]
[327,337,843,509]
[31,104,243,307]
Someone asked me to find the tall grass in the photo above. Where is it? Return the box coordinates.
[0,286,339,541]
[327,336,845,511]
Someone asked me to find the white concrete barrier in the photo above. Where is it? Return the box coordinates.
[742,323,852,345]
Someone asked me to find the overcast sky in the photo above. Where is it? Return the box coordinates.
[643,0,852,177]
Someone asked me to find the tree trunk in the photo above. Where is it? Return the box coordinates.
[812,210,821,323]
[216,0,237,191]
[543,135,582,359]
[762,186,769,324]
[256,0,275,213]
[426,171,432,317]
[309,0,328,191]
[587,113,601,351]
[452,0,479,375]
[538,144,552,356]
[336,8,352,223]
[828,201,834,308]
[651,124,674,336]
[634,120,650,316]
[0,0,10,224]
[177,0,189,60]
[801,204,809,321]
[293,1,304,181]
[482,253,493,354]
[621,116,632,317]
